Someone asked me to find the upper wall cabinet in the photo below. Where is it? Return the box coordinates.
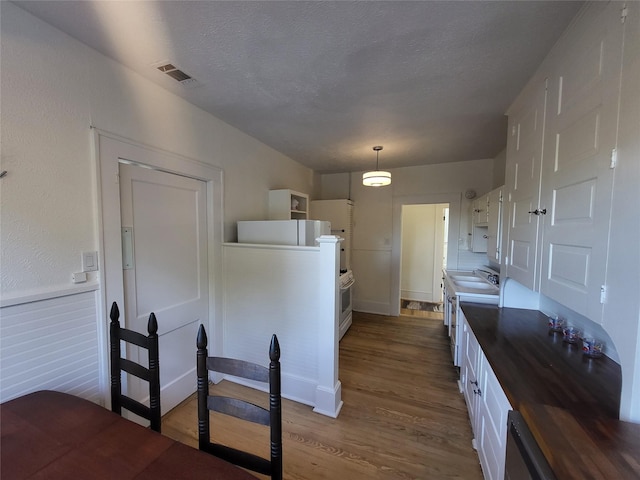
[538,4,623,321]
[486,186,504,263]
[472,194,489,226]
[268,189,308,220]
[504,2,626,323]
[471,194,489,253]
[504,80,546,291]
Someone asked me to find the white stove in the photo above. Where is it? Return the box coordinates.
[338,270,354,340]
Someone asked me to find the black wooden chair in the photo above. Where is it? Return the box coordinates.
[196,324,282,480]
[109,301,161,432]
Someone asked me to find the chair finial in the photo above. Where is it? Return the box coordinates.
[197,324,208,349]
[269,334,280,362]
[147,312,158,335]
[110,301,120,323]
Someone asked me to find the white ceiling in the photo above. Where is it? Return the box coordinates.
[14,1,582,173]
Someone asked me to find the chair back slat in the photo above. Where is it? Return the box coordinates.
[206,357,269,382]
[196,324,282,480]
[109,301,161,433]
[120,358,152,381]
[207,395,270,426]
[201,442,272,476]
[118,328,154,349]
[120,395,152,420]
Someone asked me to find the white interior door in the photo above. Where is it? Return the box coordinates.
[119,162,208,413]
[400,203,449,304]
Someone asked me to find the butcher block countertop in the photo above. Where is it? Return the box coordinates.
[461,303,640,480]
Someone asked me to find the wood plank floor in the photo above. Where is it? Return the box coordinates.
[161,311,483,479]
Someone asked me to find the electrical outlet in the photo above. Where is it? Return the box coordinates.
[72,272,87,283]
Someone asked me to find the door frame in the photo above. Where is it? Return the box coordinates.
[391,193,461,317]
[92,128,223,406]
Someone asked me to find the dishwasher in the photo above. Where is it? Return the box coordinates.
[505,410,557,480]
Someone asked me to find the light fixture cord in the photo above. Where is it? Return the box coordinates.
[376,150,380,170]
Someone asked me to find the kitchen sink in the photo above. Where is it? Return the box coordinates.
[454,281,496,290]
[450,275,484,282]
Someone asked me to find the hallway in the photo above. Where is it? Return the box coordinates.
[162,311,483,479]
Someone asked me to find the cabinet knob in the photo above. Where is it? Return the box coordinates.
[528,208,547,216]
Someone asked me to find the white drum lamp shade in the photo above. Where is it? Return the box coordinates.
[363,146,391,187]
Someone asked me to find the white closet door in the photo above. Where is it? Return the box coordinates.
[119,163,208,413]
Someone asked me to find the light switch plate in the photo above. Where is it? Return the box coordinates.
[82,251,98,272]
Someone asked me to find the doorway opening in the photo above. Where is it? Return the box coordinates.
[399,203,449,318]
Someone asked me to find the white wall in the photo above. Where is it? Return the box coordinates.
[0,3,314,401]
[222,239,342,417]
[319,159,494,315]
[492,148,506,188]
[0,3,314,300]
[601,1,640,422]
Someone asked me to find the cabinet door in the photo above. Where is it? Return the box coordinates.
[539,3,623,322]
[477,362,512,480]
[461,315,481,437]
[486,187,503,262]
[473,195,489,225]
[504,80,547,290]
[471,226,488,253]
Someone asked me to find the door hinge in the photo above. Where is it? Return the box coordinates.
[600,285,607,304]
[610,148,618,169]
[621,4,628,24]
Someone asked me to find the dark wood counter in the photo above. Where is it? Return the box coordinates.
[461,303,640,480]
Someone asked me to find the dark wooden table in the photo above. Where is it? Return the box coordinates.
[1,391,259,479]
[462,303,640,480]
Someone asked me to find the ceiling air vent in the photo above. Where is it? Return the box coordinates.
[155,63,197,86]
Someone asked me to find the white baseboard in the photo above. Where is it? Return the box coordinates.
[161,367,197,414]
[353,299,390,316]
[221,371,318,410]
[313,381,343,418]
[400,290,433,302]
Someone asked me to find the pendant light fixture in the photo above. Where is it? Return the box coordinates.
[362,146,391,187]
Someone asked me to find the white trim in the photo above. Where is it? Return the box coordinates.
[313,382,344,418]
[353,299,391,316]
[219,373,319,409]
[391,193,462,317]
[0,282,99,308]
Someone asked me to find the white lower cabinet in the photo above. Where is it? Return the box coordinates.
[460,313,512,480]
[461,315,481,435]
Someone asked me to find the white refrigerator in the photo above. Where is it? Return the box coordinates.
[237,220,331,246]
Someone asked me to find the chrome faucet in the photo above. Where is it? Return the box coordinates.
[475,268,500,285]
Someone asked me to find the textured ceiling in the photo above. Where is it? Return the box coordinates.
[14,1,582,173]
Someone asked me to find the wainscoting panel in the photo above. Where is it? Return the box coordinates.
[0,289,101,403]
